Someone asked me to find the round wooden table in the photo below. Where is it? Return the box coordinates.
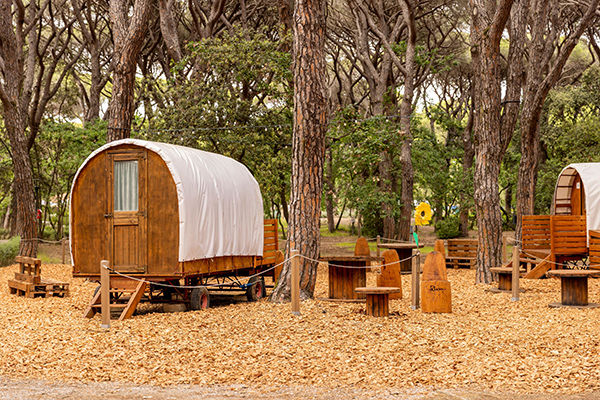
[320,256,382,301]
[355,287,401,317]
[376,243,423,274]
[547,270,600,308]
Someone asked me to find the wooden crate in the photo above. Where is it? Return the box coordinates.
[445,239,478,269]
[8,279,69,298]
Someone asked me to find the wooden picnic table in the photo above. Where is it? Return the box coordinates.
[320,256,382,301]
[376,242,423,274]
[547,269,600,308]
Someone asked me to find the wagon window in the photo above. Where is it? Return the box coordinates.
[114,160,138,211]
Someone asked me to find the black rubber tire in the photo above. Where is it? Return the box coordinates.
[189,287,210,310]
[246,276,266,302]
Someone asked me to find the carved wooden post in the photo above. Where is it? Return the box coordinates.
[290,249,300,315]
[100,260,110,329]
[512,246,519,302]
[411,251,421,309]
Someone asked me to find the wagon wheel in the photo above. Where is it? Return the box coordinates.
[189,287,210,310]
[246,276,266,302]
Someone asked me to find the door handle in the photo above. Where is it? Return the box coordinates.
[104,213,112,218]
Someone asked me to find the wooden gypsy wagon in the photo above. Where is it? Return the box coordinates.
[70,139,279,319]
[519,163,600,278]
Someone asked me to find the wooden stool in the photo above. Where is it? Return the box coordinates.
[489,267,524,292]
[547,270,600,308]
[355,287,401,317]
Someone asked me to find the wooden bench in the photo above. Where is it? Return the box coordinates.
[8,256,69,298]
[445,239,477,269]
[355,287,401,317]
[547,269,600,308]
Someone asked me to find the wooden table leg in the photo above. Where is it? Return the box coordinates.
[395,248,412,274]
[366,293,389,317]
[498,273,512,291]
[561,276,588,306]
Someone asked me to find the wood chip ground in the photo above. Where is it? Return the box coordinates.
[0,263,599,394]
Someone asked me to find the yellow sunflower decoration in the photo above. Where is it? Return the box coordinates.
[415,202,433,226]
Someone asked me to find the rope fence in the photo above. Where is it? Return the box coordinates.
[98,252,419,290]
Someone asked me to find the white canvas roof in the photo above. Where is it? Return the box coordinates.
[553,163,600,233]
[70,138,264,262]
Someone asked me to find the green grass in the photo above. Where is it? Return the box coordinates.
[336,241,378,252]
[320,224,353,238]
[37,249,62,264]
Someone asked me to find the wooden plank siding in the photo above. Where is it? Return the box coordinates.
[589,230,600,270]
[521,215,551,252]
[550,215,587,256]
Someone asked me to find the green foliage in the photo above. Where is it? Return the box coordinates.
[328,108,401,237]
[154,27,292,219]
[32,120,107,239]
[413,112,472,223]
[0,236,20,267]
[536,66,600,214]
[434,216,460,239]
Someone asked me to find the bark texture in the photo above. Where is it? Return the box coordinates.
[271,0,328,301]
[470,0,514,283]
[107,0,152,141]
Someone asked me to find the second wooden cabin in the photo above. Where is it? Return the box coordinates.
[521,163,600,277]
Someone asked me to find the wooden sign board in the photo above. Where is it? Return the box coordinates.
[354,237,371,257]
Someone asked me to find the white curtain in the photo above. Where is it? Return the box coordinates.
[114,160,138,211]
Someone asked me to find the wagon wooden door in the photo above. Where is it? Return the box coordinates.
[106,150,147,273]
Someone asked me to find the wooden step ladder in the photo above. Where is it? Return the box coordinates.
[84,278,147,321]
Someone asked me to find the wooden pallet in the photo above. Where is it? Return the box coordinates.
[445,239,478,269]
[8,278,69,298]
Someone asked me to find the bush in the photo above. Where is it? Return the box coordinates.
[435,217,460,239]
[0,236,20,267]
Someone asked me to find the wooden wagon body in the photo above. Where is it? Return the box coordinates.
[70,139,278,281]
[70,139,280,318]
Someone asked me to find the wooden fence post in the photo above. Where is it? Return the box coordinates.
[376,235,381,258]
[100,260,110,329]
[411,251,421,309]
[511,246,519,302]
[291,249,300,315]
[61,239,67,264]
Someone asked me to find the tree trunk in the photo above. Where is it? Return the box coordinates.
[459,105,474,237]
[5,111,38,257]
[514,0,599,241]
[271,0,328,302]
[107,0,152,141]
[396,0,416,242]
[324,146,335,233]
[470,0,515,283]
